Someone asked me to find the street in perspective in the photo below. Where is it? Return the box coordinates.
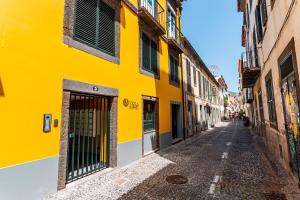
[1,0,300,199]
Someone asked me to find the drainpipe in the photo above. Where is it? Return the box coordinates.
[178,8,186,140]
[180,53,186,140]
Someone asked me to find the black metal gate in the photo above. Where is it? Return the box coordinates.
[67,93,110,183]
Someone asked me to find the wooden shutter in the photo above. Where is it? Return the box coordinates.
[170,56,174,81]
[142,33,151,71]
[74,0,115,56]
[175,59,179,83]
[98,1,116,56]
[74,0,98,46]
[261,0,268,25]
[150,40,158,74]
[255,6,262,42]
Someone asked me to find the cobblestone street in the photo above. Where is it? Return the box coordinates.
[120,120,300,200]
[46,121,300,200]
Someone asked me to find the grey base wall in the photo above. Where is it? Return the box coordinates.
[0,156,59,200]
[117,139,142,167]
[144,131,158,155]
[160,132,172,149]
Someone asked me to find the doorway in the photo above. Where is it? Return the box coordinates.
[187,101,193,136]
[66,93,111,183]
[143,98,159,155]
[280,52,300,176]
[171,104,180,140]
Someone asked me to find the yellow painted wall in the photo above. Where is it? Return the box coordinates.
[0,0,182,168]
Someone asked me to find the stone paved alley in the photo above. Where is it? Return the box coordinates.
[46,121,300,200]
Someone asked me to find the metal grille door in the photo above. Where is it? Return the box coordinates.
[67,93,110,183]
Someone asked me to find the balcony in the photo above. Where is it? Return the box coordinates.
[240,53,261,88]
[237,0,246,12]
[167,21,183,53]
[138,0,166,36]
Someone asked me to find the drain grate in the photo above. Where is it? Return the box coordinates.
[264,192,287,200]
[166,175,188,185]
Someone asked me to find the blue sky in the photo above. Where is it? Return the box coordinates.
[181,0,243,92]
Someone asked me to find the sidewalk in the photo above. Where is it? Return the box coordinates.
[45,153,174,200]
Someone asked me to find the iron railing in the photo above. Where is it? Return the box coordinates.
[67,93,110,183]
[167,20,183,48]
[241,51,260,69]
[139,0,166,30]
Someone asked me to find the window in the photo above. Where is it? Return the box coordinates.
[170,55,179,85]
[246,5,250,29]
[186,59,192,93]
[198,72,202,98]
[265,74,277,126]
[253,29,259,68]
[167,5,176,39]
[193,67,197,85]
[260,0,268,25]
[73,0,116,56]
[142,33,158,75]
[255,0,268,43]
[143,100,156,132]
[255,4,263,42]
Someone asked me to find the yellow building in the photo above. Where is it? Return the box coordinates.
[0,0,185,199]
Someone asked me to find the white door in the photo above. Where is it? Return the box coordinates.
[167,9,176,39]
[146,0,154,17]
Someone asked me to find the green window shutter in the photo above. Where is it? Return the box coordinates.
[98,1,115,56]
[170,56,174,81]
[150,40,158,74]
[74,0,116,56]
[142,33,151,71]
[261,0,268,25]
[255,5,263,42]
[175,59,179,83]
[74,0,98,46]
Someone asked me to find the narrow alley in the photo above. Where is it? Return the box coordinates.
[46,121,299,200]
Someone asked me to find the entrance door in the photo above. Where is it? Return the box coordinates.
[188,101,193,135]
[143,99,158,155]
[258,91,266,139]
[167,8,176,39]
[67,93,110,183]
[282,74,300,175]
[171,104,179,139]
[144,0,155,17]
[281,53,300,175]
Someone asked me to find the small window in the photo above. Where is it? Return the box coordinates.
[170,56,179,85]
[198,72,202,98]
[265,74,277,126]
[260,0,268,25]
[186,59,192,93]
[142,33,158,75]
[193,68,197,85]
[143,100,156,132]
[73,0,116,56]
[255,4,263,42]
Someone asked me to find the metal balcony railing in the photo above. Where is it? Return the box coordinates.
[241,51,260,69]
[139,0,166,32]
